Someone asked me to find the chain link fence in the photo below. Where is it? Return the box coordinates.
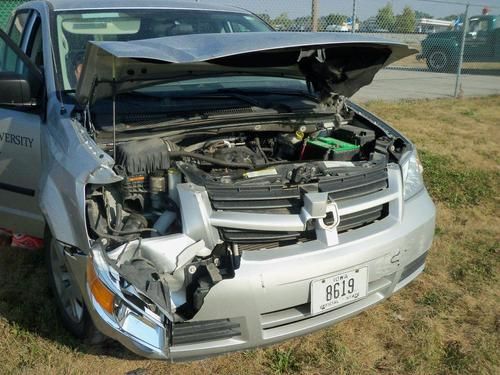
[0,0,24,31]
[1,0,499,98]
[232,1,500,80]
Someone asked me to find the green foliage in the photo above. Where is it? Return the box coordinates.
[256,13,272,25]
[376,3,418,32]
[293,16,312,26]
[320,13,348,29]
[266,347,300,374]
[418,288,458,315]
[376,2,395,31]
[450,237,498,289]
[270,12,291,29]
[416,287,464,324]
[443,14,464,22]
[461,109,476,117]
[395,6,416,33]
[442,341,472,373]
[322,331,361,372]
[419,151,496,208]
[415,10,434,20]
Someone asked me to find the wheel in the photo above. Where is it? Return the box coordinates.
[426,49,456,73]
[46,230,105,343]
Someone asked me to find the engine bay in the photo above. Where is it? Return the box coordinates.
[84,104,406,320]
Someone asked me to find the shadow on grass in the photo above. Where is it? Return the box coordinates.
[0,245,140,360]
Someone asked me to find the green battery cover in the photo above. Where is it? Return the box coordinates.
[307,137,360,152]
[304,137,360,161]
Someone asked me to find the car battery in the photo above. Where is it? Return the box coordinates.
[333,125,376,148]
[303,137,360,161]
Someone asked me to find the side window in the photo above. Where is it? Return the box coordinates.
[229,21,252,33]
[0,29,42,105]
[478,20,489,32]
[8,11,30,47]
[2,11,30,71]
[0,34,27,73]
[26,17,43,67]
[469,20,489,33]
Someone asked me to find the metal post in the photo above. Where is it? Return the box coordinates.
[454,3,469,97]
[312,0,319,32]
[351,0,357,33]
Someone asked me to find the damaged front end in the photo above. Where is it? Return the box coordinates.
[84,166,233,357]
[73,32,417,358]
[82,109,406,358]
[85,240,169,357]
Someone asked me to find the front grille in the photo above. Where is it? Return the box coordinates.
[208,186,302,213]
[207,166,388,214]
[227,231,317,251]
[172,319,241,345]
[224,203,389,251]
[327,203,388,232]
[221,228,311,243]
[320,167,388,200]
[207,165,390,249]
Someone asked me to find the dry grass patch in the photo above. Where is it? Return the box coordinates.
[0,96,499,374]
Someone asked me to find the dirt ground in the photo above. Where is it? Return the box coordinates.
[0,96,498,374]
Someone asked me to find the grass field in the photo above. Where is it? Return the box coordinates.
[0,96,499,374]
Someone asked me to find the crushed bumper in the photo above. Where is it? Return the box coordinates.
[77,187,435,360]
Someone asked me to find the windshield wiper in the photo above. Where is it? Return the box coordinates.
[103,111,333,135]
[167,87,320,110]
[168,91,270,109]
[216,87,321,103]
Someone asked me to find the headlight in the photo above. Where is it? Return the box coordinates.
[401,149,424,200]
[87,258,117,315]
[87,245,168,352]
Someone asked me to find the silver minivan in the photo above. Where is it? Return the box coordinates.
[0,0,435,361]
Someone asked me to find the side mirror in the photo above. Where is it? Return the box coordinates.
[0,72,38,107]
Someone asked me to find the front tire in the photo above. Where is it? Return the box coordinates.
[426,49,456,73]
[46,231,104,343]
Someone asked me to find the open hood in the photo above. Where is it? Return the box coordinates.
[76,32,416,105]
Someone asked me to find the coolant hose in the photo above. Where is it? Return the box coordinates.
[168,151,253,169]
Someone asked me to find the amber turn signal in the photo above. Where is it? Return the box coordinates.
[87,259,115,314]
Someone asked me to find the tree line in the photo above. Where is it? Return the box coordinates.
[257,2,458,33]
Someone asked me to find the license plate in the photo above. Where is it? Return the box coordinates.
[311,267,368,315]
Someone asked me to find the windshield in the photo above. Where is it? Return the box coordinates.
[134,76,308,95]
[89,75,314,131]
[55,9,272,90]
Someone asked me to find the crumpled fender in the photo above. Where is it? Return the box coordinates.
[39,174,87,248]
[39,112,120,252]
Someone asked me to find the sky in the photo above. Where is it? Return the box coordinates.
[204,0,499,20]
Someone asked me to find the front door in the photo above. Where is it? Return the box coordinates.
[0,26,45,236]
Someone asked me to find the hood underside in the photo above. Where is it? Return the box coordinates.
[76,32,416,105]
